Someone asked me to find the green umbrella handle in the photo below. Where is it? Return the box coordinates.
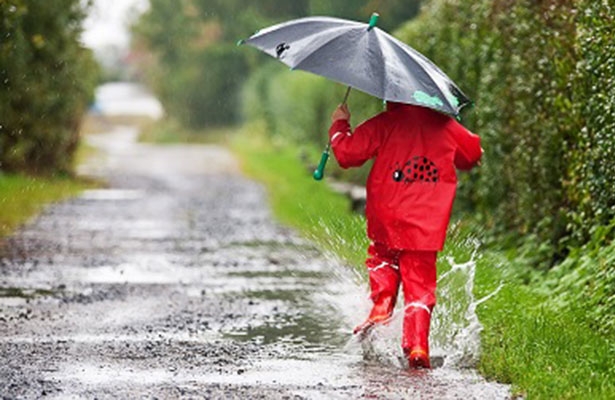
[313,143,330,181]
[342,86,351,104]
[313,86,352,181]
[313,87,351,181]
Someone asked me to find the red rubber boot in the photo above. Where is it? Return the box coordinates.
[353,295,396,335]
[402,305,432,369]
[399,250,437,369]
[354,246,401,335]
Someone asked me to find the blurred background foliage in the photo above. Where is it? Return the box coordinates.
[132,0,422,130]
[0,0,99,175]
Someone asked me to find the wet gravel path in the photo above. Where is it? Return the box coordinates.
[0,126,510,399]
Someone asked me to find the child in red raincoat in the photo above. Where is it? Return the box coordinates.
[329,101,482,369]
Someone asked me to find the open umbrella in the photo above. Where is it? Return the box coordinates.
[240,13,471,179]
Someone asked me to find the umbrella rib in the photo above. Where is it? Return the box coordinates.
[370,31,387,99]
[254,16,360,37]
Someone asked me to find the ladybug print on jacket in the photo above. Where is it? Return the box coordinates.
[392,156,439,184]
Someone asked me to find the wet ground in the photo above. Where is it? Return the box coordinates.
[0,84,509,399]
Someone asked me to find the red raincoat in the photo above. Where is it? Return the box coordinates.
[329,103,482,251]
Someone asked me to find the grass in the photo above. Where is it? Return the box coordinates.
[0,174,93,238]
[473,249,615,399]
[229,122,615,399]
[0,116,103,240]
[231,122,369,268]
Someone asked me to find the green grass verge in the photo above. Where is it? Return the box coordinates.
[232,123,369,267]
[474,251,615,399]
[229,123,615,399]
[0,174,93,238]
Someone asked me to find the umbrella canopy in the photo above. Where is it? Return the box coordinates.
[241,14,471,116]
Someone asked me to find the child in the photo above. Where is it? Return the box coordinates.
[329,101,482,369]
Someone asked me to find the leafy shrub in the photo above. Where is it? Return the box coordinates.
[0,0,98,175]
[567,1,615,244]
[169,45,249,128]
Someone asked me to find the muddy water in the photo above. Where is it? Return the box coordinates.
[1,88,509,399]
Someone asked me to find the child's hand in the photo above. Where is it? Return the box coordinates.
[331,104,350,122]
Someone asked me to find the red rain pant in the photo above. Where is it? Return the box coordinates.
[366,242,437,355]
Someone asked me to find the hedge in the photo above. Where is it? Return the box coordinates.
[0,0,98,175]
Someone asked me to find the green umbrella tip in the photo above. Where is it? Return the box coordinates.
[236,39,246,46]
[368,13,380,31]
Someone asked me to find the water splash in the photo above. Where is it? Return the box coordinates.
[321,236,502,371]
[431,252,502,369]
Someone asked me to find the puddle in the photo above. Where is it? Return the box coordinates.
[80,189,144,201]
[339,251,503,370]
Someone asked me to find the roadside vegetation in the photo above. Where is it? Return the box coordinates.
[0,1,98,175]
[0,175,90,238]
[0,1,99,239]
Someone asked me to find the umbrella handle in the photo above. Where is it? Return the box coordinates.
[313,143,330,181]
[313,87,350,181]
[342,86,352,104]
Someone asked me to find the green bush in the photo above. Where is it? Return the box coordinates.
[568,0,615,244]
[169,44,249,128]
[0,0,98,175]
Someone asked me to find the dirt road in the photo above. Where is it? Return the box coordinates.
[0,120,509,399]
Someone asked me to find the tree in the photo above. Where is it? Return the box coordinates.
[133,0,421,129]
[0,0,98,174]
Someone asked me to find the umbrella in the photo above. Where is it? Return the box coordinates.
[240,13,471,179]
